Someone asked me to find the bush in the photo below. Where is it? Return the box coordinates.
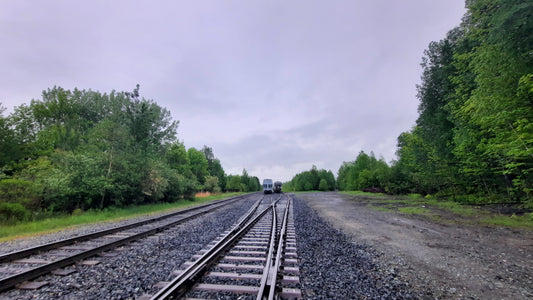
[318,179,329,191]
[0,202,30,222]
[72,208,83,216]
[0,178,41,209]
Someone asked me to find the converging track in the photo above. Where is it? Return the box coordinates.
[0,195,249,292]
[148,193,301,299]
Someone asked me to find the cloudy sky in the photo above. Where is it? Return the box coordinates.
[1,1,466,182]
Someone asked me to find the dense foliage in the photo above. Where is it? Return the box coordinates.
[392,0,532,204]
[283,166,336,192]
[226,169,261,193]
[337,152,390,192]
[288,0,532,207]
[0,86,260,222]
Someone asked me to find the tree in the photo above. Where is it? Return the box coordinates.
[166,142,192,177]
[449,0,533,200]
[388,0,532,202]
[123,85,178,154]
[287,166,337,192]
[226,175,242,192]
[0,84,258,216]
[241,169,250,192]
[201,145,226,191]
[210,159,226,191]
[318,179,329,191]
[187,148,209,185]
[0,104,24,167]
[249,176,261,192]
[203,176,221,193]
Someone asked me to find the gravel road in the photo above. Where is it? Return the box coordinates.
[297,192,533,299]
[293,196,415,299]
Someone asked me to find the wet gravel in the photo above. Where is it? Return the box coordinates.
[293,196,416,299]
[0,197,256,300]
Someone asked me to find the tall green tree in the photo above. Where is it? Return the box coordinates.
[187,147,209,185]
[226,175,242,192]
[450,0,533,199]
[391,0,532,202]
[202,146,226,191]
[287,166,337,192]
[124,85,178,155]
[1,85,194,216]
[0,104,24,168]
[337,151,391,192]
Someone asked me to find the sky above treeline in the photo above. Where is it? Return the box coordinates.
[1,1,466,182]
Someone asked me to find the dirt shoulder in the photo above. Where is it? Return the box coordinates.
[295,192,533,299]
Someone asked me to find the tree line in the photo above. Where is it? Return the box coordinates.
[393,0,532,204]
[287,0,532,206]
[0,85,260,222]
[283,166,336,192]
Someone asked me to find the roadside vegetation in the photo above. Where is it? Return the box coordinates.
[0,192,245,242]
[286,1,533,215]
[0,84,260,224]
[341,191,533,230]
[282,166,336,192]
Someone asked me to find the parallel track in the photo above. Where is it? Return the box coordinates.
[149,194,301,299]
[0,194,250,292]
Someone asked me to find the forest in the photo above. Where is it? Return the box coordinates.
[287,0,532,206]
[0,85,260,222]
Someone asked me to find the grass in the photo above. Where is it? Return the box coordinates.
[480,213,533,229]
[0,192,245,242]
[368,205,395,213]
[398,206,431,214]
[340,190,387,198]
[343,191,533,230]
[425,197,478,217]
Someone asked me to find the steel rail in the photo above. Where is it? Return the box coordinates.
[267,196,291,300]
[150,195,279,300]
[0,194,246,264]
[256,196,279,299]
[0,194,250,292]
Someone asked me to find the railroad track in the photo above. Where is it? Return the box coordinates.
[0,194,250,293]
[148,193,301,299]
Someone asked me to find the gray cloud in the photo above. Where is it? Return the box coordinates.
[0,0,465,182]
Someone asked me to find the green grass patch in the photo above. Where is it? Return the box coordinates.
[372,199,416,205]
[341,190,533,230]
[340,191,386,198]
[367,205,395,212]
[425,198,478,217]
[480,213,533,229]
[398,206,431,215]
[0,192,245,242]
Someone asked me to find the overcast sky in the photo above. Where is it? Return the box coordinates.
[1,1,466,182]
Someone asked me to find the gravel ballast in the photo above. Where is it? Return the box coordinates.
[293,196,416,299]
[0,197,256,300]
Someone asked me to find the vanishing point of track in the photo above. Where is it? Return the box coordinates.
[149,193,301,299]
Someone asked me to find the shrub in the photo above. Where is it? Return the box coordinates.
[0,202,30,222]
